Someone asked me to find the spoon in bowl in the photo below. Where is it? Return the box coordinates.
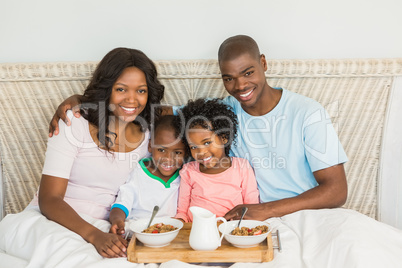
[123,205,160,240]
[237,207,248,228]
[231,207,248,235]
[147,205,160,228]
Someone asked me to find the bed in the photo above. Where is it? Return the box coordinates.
[1,59,402,267]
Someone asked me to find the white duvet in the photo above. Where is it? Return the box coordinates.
[1,207,402,268]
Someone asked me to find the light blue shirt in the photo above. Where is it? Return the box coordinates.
[174,88,347,202]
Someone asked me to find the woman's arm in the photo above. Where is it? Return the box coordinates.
[38,175,127,258]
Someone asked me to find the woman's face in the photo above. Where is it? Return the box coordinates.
[109,67,148,122]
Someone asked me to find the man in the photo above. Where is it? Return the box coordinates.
[217,35,347,220]
[50,35,348,221]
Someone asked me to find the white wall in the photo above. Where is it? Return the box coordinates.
[1,0,401,63]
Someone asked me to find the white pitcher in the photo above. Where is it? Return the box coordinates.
[189,206,227,251]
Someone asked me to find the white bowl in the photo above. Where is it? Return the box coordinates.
[129,217,183,248]
[218,220,271,248]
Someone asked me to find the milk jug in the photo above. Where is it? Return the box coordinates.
[189,206,227,251]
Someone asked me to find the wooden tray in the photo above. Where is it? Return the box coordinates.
[127,222,273,263]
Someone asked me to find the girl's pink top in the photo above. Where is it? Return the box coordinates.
[175,157,260,222]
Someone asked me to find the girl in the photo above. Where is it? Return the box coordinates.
[175,98,259,222]
[33,48,164,258]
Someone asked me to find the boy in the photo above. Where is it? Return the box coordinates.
[109,115,187,236]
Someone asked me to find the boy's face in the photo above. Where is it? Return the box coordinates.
[219,53,268,114]
[149,128,186,178]
[186,126,227,171]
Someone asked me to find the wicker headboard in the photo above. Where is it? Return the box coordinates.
[1,59,401,220]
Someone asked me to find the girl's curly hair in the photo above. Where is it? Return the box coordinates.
[81,47,165,152]
[176,98,238,156]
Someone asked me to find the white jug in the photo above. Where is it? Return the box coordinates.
[189,206,227,251]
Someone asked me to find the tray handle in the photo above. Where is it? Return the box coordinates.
[271,229,282,252]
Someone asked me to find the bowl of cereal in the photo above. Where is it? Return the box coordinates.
[129,217,183,247]
[218,220,271,248]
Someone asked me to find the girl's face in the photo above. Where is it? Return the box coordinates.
[149,128,186,179]
[187,126,229,173]
[109,67,148,122]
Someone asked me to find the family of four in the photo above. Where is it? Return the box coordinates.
[0,35,347,259]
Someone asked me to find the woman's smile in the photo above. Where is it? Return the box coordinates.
[109,66,148,122]
[119,105,138,114]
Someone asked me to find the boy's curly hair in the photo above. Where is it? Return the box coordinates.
[176,98,238,156]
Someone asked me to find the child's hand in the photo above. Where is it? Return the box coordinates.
[109,219,126,235]
[92,232,128,258]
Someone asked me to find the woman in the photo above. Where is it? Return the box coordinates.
[30,47,164,258]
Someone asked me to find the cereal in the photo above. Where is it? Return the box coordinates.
[142,223,178,234]
[231,225,268,236]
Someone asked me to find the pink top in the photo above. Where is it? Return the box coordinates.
[31,111,150,220]
[175,157,259,222]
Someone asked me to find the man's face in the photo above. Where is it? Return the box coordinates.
[219,53,268,113]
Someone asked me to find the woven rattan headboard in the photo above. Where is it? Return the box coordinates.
[1,59,401,219]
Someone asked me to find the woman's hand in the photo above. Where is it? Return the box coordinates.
[39,175,127,258]
[49,94,83,137]
[90,231,128,258]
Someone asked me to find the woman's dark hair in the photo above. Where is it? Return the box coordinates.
[176,98,238,156]
[81,47,165,152]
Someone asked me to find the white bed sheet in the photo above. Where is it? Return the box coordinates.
[1,208,401,268]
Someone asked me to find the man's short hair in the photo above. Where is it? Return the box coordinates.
[218,35,261,63]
